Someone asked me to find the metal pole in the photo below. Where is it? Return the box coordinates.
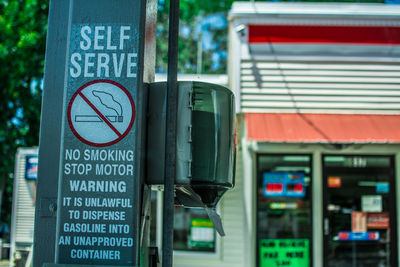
[197,32,202,74]
[163,0,179,266]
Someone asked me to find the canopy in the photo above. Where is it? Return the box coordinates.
[245,113,400,143]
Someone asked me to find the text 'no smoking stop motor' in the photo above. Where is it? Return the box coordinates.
[146,81,236,235]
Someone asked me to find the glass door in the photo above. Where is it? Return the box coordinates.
[323,155,397,267]
[257,154,312,267]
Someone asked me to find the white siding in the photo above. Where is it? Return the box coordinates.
[240,57,400,114]
[11,149,37,245]
[230,2,400,19]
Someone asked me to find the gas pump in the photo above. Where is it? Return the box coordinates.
[33,0,235,266]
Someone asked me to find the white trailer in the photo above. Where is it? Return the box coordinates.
[10,148,38,267]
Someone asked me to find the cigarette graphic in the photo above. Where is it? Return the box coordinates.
[75,115,123,123]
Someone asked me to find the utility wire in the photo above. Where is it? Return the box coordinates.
[265,38,341,149]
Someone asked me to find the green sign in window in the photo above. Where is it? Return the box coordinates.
[259,239,310,267]
[189,218,215,249]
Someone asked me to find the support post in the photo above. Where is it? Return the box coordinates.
[162,0,180,266]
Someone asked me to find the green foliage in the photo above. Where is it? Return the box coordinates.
[156,0,235,74]
[0,0,48,224]
[179,0,235,21]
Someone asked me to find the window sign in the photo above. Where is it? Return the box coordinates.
[173,207,216,252]
[336,231,380,241]
[327,176,341,188]
[367,212,389,229]
[269,202,298,210]
[376,183,389,194]
[259,239,309,267]
[263,172,305,198]
[346,157,367,168]
[189,218,215,249]
[362,195,382,212]
[25,155,38,180]
[351,212,367,233]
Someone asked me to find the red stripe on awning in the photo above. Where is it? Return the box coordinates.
[248,25,400,45]
[245,113,400,143]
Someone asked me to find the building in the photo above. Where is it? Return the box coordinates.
[10,148,38,267]
[170,2,400,267]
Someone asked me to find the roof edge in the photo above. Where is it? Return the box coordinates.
[229,2,400,21]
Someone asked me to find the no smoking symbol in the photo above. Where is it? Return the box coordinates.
[67,80,135,147]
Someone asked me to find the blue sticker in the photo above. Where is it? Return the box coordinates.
[376,183,389,194]
[25,155,38,180]
[337,231,380,241]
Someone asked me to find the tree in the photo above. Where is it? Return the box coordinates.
[0,0,48,224]
[156,0,235,74]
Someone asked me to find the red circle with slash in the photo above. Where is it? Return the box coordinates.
[67,80,135,147]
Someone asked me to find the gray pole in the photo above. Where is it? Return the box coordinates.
[163,0,179,266]
[197,32,202,74]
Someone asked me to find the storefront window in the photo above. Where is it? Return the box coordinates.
[257,154,312,267]
[173,206,216,252]
[323,155,397,267]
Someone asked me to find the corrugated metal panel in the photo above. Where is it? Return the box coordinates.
[245,113,400,143]
[230,2,400,19]
[240,58,400,114]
